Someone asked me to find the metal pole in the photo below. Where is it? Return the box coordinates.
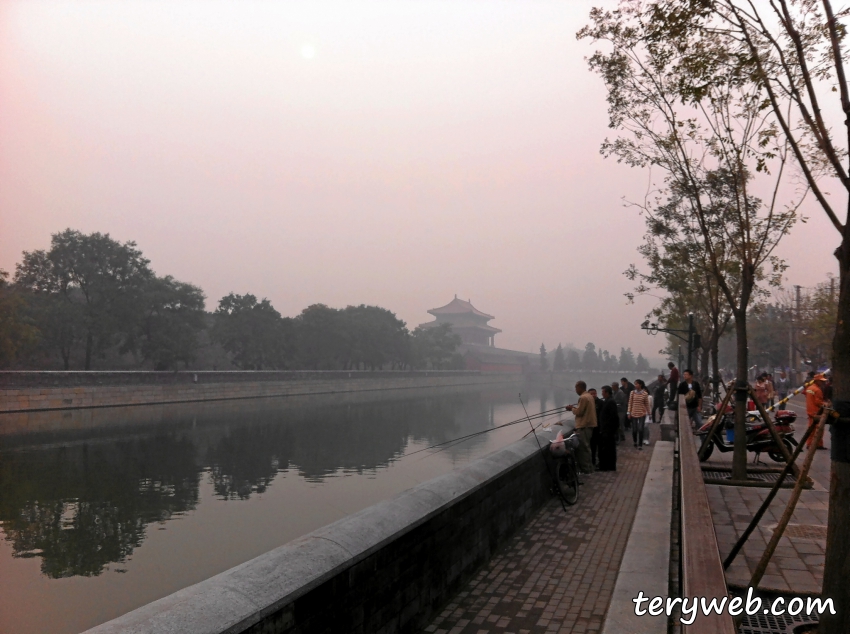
[687,312,694,370]
[793,285,801,383]
[723,420,815,570]
[748,411,827,590]
[678,345,683,372]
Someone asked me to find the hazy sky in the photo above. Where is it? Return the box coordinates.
[0,1,839,359]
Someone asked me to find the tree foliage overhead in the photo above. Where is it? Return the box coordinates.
[579,1,802,352]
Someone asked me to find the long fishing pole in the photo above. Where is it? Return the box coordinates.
[419,407,568,460]
[520,393,568,512]
[404,405,567,458]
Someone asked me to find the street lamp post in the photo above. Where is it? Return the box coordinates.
[687,312,694,371]
[641,314,698,373]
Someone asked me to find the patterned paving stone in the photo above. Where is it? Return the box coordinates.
[423,425,657,633]
[703,397,830,595]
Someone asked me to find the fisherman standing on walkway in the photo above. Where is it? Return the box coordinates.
[620,377,634,433]
[611,382,627,442]
[588,388,604,469]
[598,386,619,470]
[565,381,597,474]
[651,374,667,423]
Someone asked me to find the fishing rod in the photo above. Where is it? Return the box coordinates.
[419,407,569,460]
[403,405,568,458]
[520,393,568,512]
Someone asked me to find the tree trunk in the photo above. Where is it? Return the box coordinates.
[84,331,93,371]
[821,235,850,634]
[732,313,749,481]
[711,331,720,400]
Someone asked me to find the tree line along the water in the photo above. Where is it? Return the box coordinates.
[538,342,651,374]
[0,229,466,371]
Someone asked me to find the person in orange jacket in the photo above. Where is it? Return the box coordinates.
[805,374,827,449]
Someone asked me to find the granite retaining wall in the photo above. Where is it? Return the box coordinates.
[0,372,519,413]
[83,435,551,634]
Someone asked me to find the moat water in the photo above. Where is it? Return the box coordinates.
[0,382,586,634]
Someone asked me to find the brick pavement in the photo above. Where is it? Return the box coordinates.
[703,397,830,595]
[423,428,657,634]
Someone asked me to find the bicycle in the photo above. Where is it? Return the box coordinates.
[549,432,580,505]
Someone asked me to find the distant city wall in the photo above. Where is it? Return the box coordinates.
[83,435,550,634]
[0,371,521,413]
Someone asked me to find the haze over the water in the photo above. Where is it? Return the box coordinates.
[0,0,837,358]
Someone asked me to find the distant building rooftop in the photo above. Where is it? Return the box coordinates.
[420,295,501,346]
[427,296,495,320]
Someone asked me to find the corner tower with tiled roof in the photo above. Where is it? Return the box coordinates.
[419,296,501,347]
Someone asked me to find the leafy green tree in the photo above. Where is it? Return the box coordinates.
[15,230,153,369]
[582,342,599,371]
[553,344,566,372]
[134,277,206,370]
[410,323,462,370]
[636,353,650,373]
[640,3,850,623]
[566,347,582,370]
[619,347,636,372]
[795,281,840,371]
[341,305,410,370]
[580,4,801,481]
[0,269,40,367]
[212,293,285,370]
[292,304,347,370]
[539,344,549,371]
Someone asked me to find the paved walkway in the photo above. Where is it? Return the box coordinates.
[703,397,830,595]
[423,427,658,634]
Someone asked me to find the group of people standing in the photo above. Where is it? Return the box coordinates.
[754,372,789,408]
[564,376,658,475]
[563,365,710,475]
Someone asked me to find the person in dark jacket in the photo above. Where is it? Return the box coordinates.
[588,388,604,468]
[652,374,667,423]
[598,386,620,471]
[611,382,627,442]
[677,369,703,427]
[620,378,634,429]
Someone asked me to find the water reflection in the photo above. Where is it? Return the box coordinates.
[0,387,505,579]
[0,435,199,578]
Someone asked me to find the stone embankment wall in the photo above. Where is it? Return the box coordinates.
[0,371,520,413]
[84,436,550,634]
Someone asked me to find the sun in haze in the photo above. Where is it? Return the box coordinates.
[300,44,316,59]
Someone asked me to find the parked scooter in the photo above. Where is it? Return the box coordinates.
[695,404,798,462]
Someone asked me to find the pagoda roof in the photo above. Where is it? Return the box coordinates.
[428,296,494,320]
[417,321,502,334]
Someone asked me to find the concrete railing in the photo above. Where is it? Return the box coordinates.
[83,436,551,634]
[678,395,736,633]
